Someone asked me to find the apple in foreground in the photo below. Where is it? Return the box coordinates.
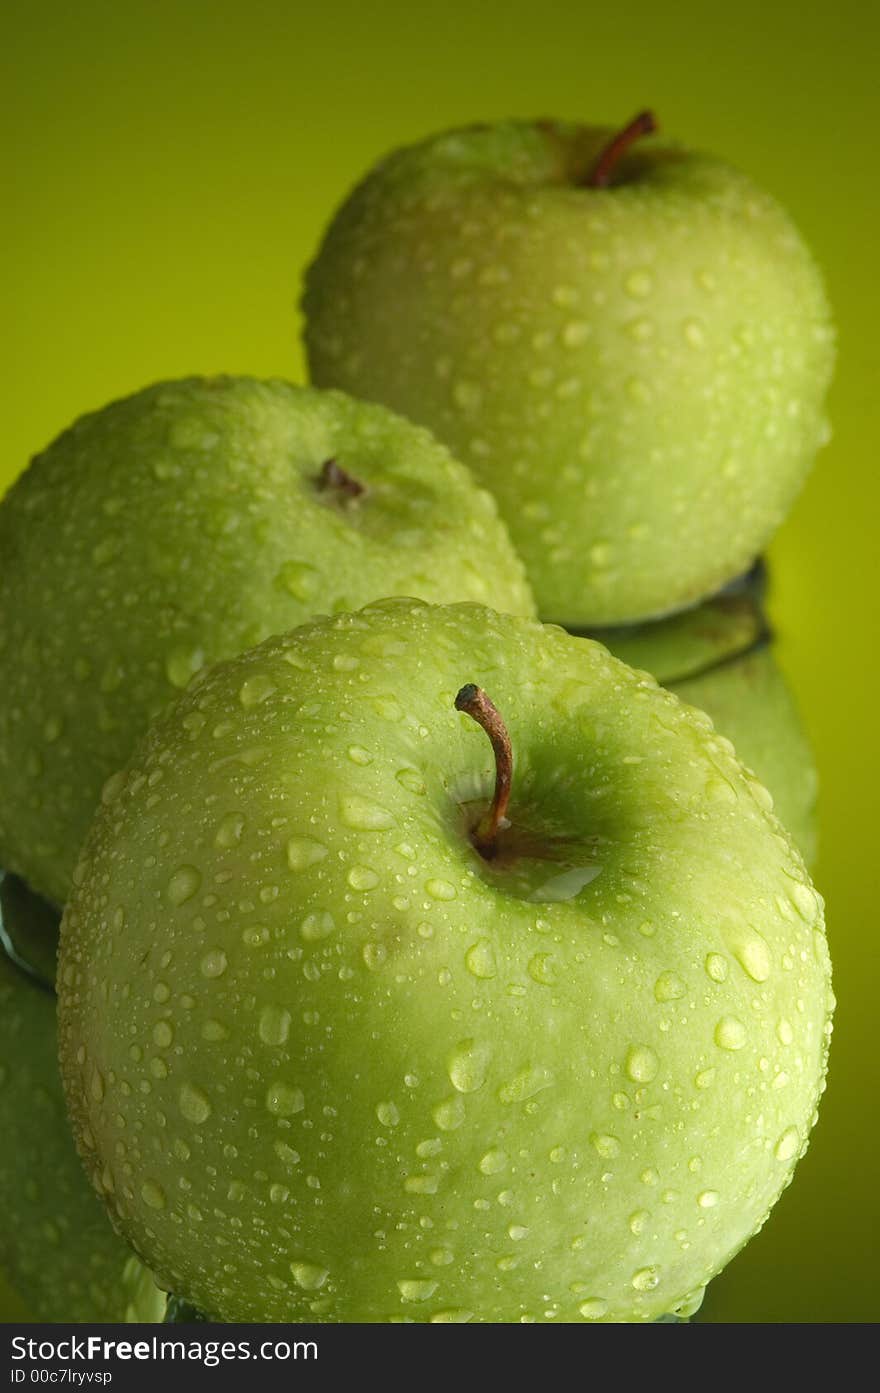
[0,377,533,907]
[303,115,835,625]
[0,875,163,1322]
[58,600,833,1322]
[580,586,818,864]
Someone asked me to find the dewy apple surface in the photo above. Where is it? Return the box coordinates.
[0,378,534,908]
[0,875,164,1323]
[58,599,833,1323]
[304,117,834,626]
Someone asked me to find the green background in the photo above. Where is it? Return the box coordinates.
[2,0,877,1323]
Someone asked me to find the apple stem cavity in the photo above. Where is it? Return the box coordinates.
[587,110,658,189]
[454,684,513,859]
[317,457,367,503]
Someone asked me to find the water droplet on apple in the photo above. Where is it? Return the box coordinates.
[683,318,706,348]
[777,1018,794,1045]
[728,928,772,983]
[654,971,686,1002]
[397,1279,438,1302]
[340,794,395,831]
[286,836,328,871]
[395,767,426,795]
[631,1266,660,1291]
[376,1101,399,1127]
[259,1004,291,1045]
[590,1133,620,1158]
[429,1310,473,1323]
[704,953,728,983]
[629,1209,651,1235]
[290,1262,328,1291]
[447,1039,492,1093]
[433,1096,465,1131]
[404,1174,439,1194]
[152,1021,173,1048]
[348,865,379,891]
[714,1017,747,1051]
[625,1044,658,1083]
[266,1081,305,1116]
[465,939,497,979]
[140,1180,166,1210]
[242,923,270,947]
[498,1065,555,1103]
[347,745,372,766]
[579,1298,608,1319]
[167,865,201,906]
[200,949,227,979]
[238,674,276,707]
[300,911,335,941]
[178,1082,212,1124]
[507,1224,529,1241]
[214,812,245,848]
[478,1148,507,1175]
[790,882,819,922]
[697,1190,719,1208]
[430,1248,454,1267]
[275,1140,301,1167]
[426,878,456,900]
[362,942,387,971]
[775,1126,800,1161]
[527,952,556,985]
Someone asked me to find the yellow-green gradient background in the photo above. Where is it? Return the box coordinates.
[2,0,877,1324]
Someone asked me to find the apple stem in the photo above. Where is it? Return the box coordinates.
[586,110,658,189]
[317,458,366,502]
[454,684,513,858]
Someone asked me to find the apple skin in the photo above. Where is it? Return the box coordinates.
[58,600,832,1323]
[580,592,818,865]
[0,883,163,1322]
[672,650,817,870]
[0,377,534,907]
[303,120,835,625]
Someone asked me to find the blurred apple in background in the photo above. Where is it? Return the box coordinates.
[304,116,834,626]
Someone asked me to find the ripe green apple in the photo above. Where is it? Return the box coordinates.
[58,599,832,1323]
[579,587,818,865]
[0,377,534,907]
[0,875,164,1322]
[303,118,835,625]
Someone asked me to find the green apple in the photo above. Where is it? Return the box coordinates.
[579,587,818,865]
[0,377,534,907]
[303,117,835,625]
[58,599,832,1323]
[0,876,164,1322]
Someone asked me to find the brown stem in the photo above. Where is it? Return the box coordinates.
[317,458,366,502]
[586,110,658,189]
[455,685,513,858]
